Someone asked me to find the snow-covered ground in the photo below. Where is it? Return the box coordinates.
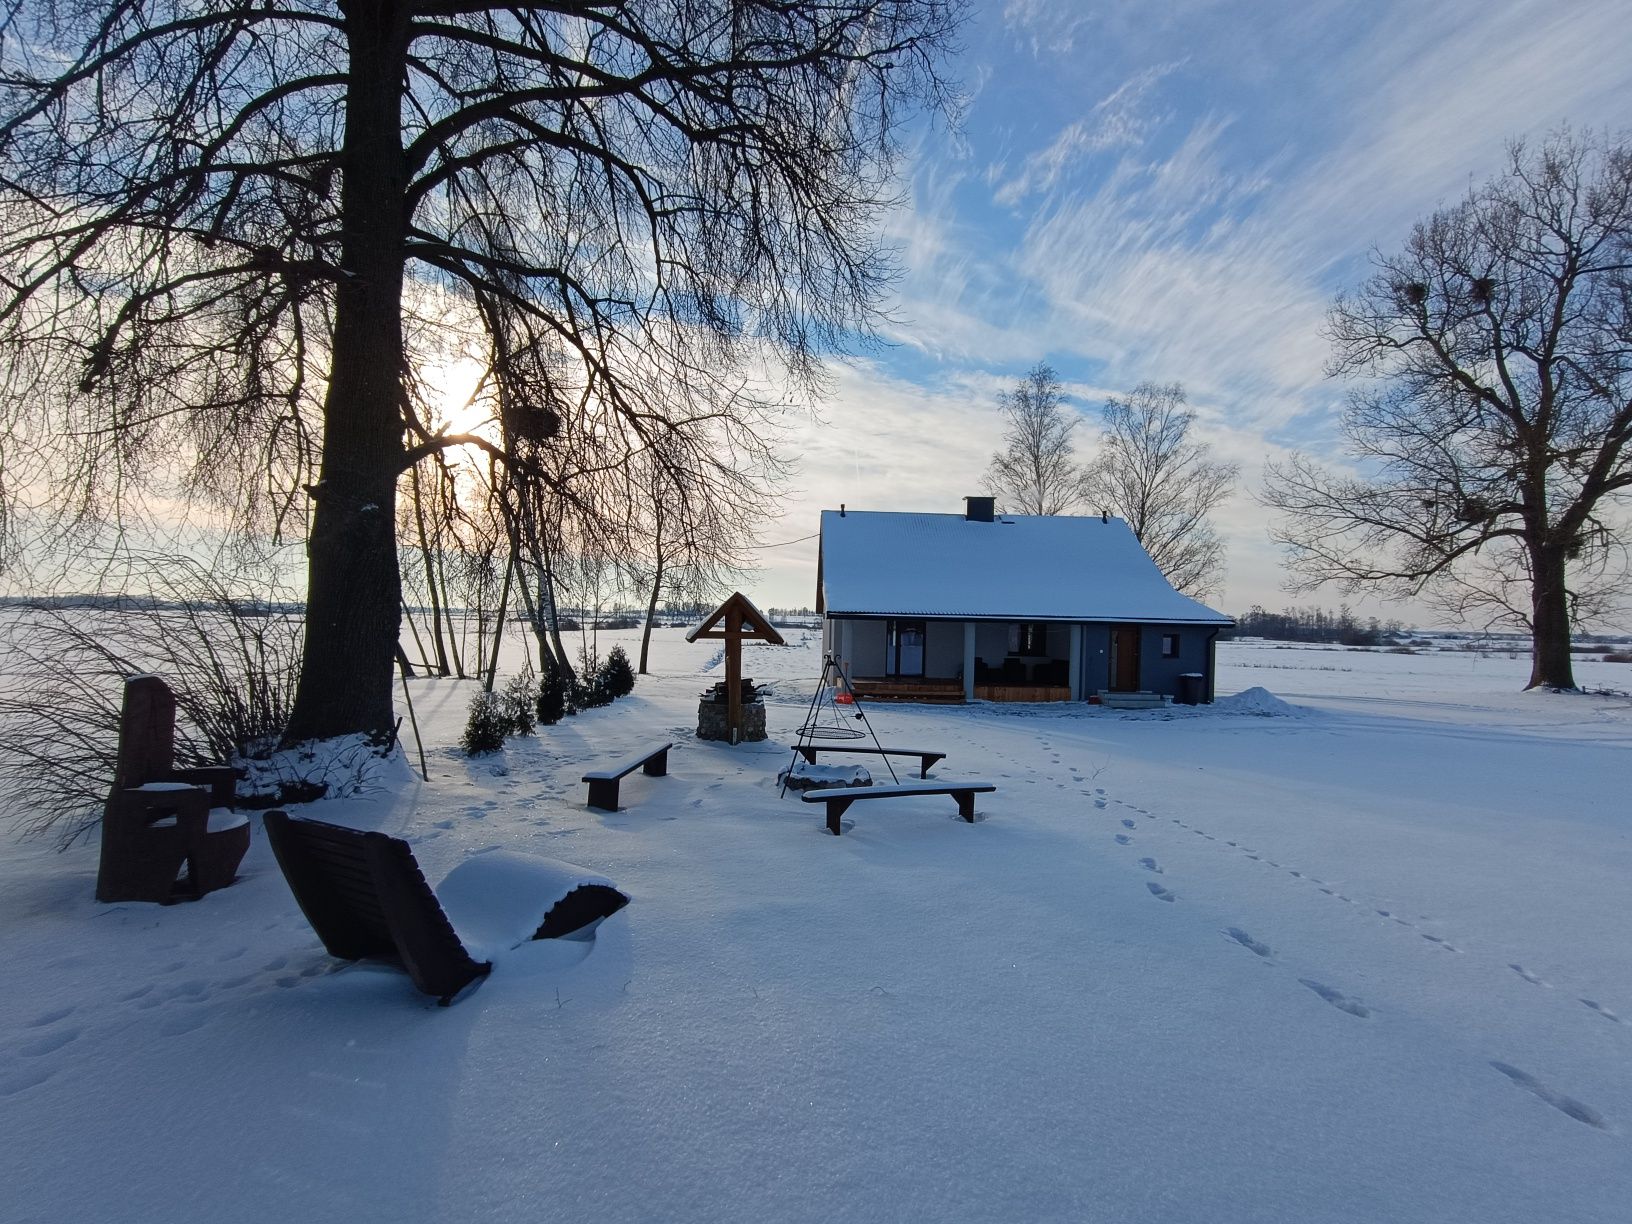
[2,631,1630,1223]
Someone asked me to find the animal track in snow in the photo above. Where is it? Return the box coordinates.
[1139,857,1162,873]
[1093,799,1108,809]
[159,1013,207,1038]
[0,1066,55,1097]
[1146,882,1176,902]
[1510,963,1547,986]
[1225,928,1272,958]
[1114,834,1132,845]
[1300,979,1370,1018]
[18,1028,80,1057]
[1419,933,1460,953]
[1580,999,1622,1023]
[1489,1062,1608,1130]
[1121,818,1135,829]
[25,1006,74,1028]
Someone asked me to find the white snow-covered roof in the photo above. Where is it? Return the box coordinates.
[819,510,1232,624]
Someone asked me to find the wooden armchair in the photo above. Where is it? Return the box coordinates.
[95,675,251,904]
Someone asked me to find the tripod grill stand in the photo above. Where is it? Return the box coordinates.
[780,654,898,797]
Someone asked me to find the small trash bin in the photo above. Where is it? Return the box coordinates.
[1176,673,1205,705]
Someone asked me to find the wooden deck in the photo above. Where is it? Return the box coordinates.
[975,684,1071,703]
[849,678,964,704]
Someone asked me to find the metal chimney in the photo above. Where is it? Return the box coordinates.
[964,496,995,523]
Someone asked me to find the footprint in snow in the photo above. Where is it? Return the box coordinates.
[1581,999,1622,1023]
[1510,964,1547,987]
[1489,1062,1608,1130]
[0,1066,55,1097]
[18,1028,80,1058]
[1093,799,1108,809]
[1300,979,1369,1018]
[1139,857,1162,873]
[25,1006,75,1028]
[1121,819,1135,829]
[1146,882,1176,902]
[1225,928,1272,958]
[1114,834,1132,845]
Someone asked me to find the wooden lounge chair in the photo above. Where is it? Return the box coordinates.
[96,675,250,904]
[263,811,628,1004]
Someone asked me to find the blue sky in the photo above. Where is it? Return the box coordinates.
[747,0,1632,620]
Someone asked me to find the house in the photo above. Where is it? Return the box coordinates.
[816,498,1233,703]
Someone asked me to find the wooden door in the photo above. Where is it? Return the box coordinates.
[1110,626,1141,691]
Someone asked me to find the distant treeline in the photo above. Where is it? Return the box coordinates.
[1223,605,1407,646]
[0,593,302,616]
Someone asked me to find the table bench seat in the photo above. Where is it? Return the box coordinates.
[800,780,996,835]
[582,742,673,810]
[792,744,946,779]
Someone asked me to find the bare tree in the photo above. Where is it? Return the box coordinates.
[1085,382,1236,597]
[0,1,961,742]
[1263,131,1632,689]
[627,436,769,674]
[984,364,1090,515]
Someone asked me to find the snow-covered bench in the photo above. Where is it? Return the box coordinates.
[801,780,997,836]
[791,744,946,779]
[582,742,672,811]
[264,811,628,1004]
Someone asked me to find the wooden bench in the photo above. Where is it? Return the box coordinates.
[792,744,946,779]
[582,742,672,811]
[263,811,628,1004]
[801,780,997,835]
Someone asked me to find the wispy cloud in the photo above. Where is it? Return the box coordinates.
[993,62,1183,206]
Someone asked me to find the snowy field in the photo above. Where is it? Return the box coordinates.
[2,630,1630,1223]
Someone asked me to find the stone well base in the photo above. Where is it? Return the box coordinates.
[697,699,766,742]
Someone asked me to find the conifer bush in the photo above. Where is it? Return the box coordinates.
[536,668,567,725]
[600,646,636,698]
[461,691,508,755]
[501,673,536,735]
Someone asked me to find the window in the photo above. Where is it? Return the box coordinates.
[1161,633,1181,658]
[1011,622,1048,656]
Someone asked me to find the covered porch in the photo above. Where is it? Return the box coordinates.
[829,616,1083,704]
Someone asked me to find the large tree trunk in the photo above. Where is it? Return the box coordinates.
[284,3,409,743]
[1526,544,1576,690]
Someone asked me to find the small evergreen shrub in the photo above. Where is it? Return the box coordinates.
[501,674,536,735]
[600,646,636,698]
[575,677,613,710]
[461,691,508,755]
[537,668,567,725]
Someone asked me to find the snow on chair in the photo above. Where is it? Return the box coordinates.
[263,812,629,1004]
[95,675,250,904]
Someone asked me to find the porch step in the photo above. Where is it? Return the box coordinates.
[1097,690,1167,709]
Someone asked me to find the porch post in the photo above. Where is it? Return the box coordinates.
[1068,623,1084,701]
[962,621,976,702]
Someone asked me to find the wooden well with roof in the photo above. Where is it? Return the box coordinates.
[685,592,785,743]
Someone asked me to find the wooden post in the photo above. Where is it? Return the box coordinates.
[725,603,743,744]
